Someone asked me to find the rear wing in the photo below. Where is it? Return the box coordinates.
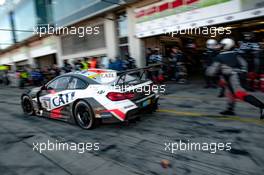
[116,64,162,84]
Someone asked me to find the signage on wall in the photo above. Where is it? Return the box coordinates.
[135,0,264,38]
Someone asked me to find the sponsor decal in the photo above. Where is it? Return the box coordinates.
[88,71,117,84]
[52,92,75,107]
[50,107,63,119]
[42,97,51,109]
[97,90,105,94]
[102,109,126,121]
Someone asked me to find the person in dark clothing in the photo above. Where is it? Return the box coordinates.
[168,47,179,80]
[2,70,10,86]
[169,46,187,83]
[146,48,152,66]
[239,32,261,73]
[74,60,83,71]
[207,38,264,119]
[238,32,262,90]
[51,64,61,77]
[147,48,163,83]
[123,53,137,70]
[203,39,219,88]
[62,60,73,73]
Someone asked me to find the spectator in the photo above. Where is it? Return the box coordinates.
[74,60,83,71]
[114,57,125,71]
[52,64,61,77]
[81,57,89,70]
[19,68,29,89]
[108,59,115,70]
[146,48,152,66]
[148,48,162,65]
[170,46,187,83]
[147,48,163,83]
[30,68,43,86]
[89,57,97,69]
[100,56,110,68]
[62,60,73,73]
[123,53,137,70]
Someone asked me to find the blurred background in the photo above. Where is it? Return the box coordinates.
[0,0,263,88]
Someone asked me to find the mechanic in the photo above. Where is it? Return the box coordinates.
[170,46,187,84]
[123,53,137,70]
[202,39,219,88]
[147,48,163,83]
[239,32,261,73]
[238,32,262,90]
[207,38,264,119]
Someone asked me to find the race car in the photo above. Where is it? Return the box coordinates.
[21,67,159,129]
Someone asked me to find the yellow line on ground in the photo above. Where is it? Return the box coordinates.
[160,95,223,101]
[160,96,260,116]
[157,109,264,125]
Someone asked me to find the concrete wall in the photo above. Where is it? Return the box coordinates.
[127,7,145,68]
[0,4,147,68]
[104,13,118,60]
[0,37,58,70]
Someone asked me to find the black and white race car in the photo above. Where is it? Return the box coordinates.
[21,68,159,129]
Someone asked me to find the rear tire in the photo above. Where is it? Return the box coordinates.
[74,101,98,129]
[21,96,35,116]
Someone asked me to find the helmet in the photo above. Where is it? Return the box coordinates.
[220,38,235,50]
[206,39,218,49]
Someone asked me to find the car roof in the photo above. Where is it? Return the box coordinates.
[66,69,117,84]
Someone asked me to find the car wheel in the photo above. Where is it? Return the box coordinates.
[74,101,98,129]
[21,96,35,115]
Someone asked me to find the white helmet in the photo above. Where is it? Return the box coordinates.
[220,38,235,50]
[206,39,218,49]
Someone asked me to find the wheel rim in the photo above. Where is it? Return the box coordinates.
[77,105,91,127]
[23,98,32,114]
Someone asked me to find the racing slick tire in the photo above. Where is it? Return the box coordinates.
[21,95,35,116]
[74,101,99,129]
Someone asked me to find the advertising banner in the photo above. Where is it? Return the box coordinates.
[135,0,264,38]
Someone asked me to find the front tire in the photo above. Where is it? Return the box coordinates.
[21,96,35,115]
[74,101,98,129]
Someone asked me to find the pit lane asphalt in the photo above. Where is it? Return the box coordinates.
[0,83,264,175]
